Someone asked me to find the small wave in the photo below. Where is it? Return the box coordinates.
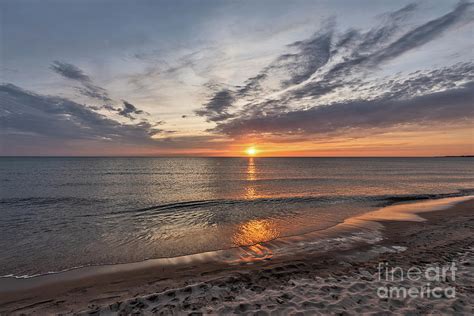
[2,189,473,216]
[378,189,474,205]
[0,196,106,206]
[98,189,474,218]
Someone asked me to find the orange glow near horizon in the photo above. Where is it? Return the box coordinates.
[58,125,473,157]
[217,125,474,157]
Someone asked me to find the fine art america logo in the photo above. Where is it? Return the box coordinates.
[377,262,457,299]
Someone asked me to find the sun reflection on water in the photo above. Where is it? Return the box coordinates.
[245,157,260,199]
[232,219,280,247]
[247,157,256,181]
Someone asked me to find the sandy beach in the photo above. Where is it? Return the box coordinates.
[0,197,472,315]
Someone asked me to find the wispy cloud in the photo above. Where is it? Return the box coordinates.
[0,84,161,143]
[50,61,153,121]
[50,61,112,102]
[215,81,474,138]
[197,1,474,142]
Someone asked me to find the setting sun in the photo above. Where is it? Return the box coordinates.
[246,147,257,156]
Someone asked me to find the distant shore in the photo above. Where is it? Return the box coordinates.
[1,197,473,314]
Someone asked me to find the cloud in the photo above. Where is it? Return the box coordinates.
[50,61,112,102]
[370,2,464,59]
[291,1,472,100]
[198,1,474,143]
[50,61,90,81]
[117,100,148,119]
[280,31,332,87]
[4,2,473,156]
[367,2,472,66]
[195,89,235,121]
[0,84,160,145]
[374,62,474,100]
[230,20,335,104]
[74,85,111,102]
[0,84,233,155]
[50,61,152,120]
[214,81,474,139]
[194,3,423,120]
[352,3,418,53]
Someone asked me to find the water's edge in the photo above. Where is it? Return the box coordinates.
[1,194,472,294]
[2,190,473,280]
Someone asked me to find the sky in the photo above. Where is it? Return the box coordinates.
[0,0,473,156]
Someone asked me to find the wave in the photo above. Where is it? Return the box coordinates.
[2,188,474,213]
[93,188,474,218]
[0,196,107,206]
[379,188,474,205]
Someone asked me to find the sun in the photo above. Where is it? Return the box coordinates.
[245,147,257,156]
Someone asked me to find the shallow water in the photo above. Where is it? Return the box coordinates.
[0,157,473,276]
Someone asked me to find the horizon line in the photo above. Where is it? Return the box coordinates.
[0,155,473,158]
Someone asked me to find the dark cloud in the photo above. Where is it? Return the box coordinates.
[215,61,474,138]
[50,61,112,102]
[195,89,235,122]
[134,120,163,136]
[236,73,268,97]
[50,61,90,81]
[215,82,474,138]
[280,31,333,87]
[117,100,148,119]
[0,84,160,145]
[103,104,121,112]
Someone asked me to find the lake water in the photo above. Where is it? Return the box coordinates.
[0,157,473,277]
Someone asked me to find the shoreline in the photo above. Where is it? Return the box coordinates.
[1,196,473,314]
[1,195,470,281]
[1,191,472,280]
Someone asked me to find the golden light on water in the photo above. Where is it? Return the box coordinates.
[232,219,280,246]
[246,157,256,181]
[245,157,262,199]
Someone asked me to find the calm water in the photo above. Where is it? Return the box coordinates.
[0,157,473,277]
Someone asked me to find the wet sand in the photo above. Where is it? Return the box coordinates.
[0,197,473,314]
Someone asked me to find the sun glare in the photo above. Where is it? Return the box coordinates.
[246,147,257,156]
